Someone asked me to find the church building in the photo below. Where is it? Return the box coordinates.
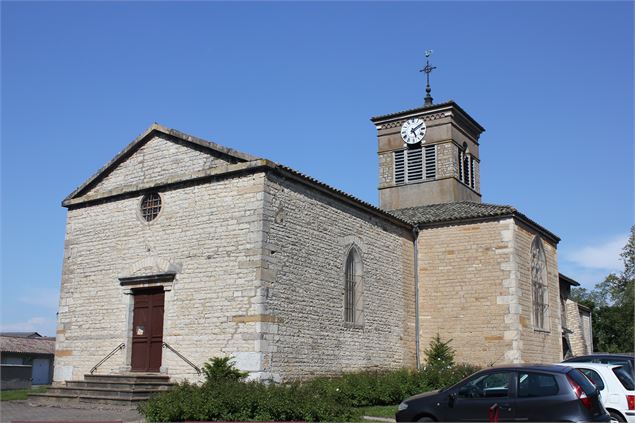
[52,68,592,385]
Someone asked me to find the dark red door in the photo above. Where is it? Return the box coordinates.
[131,289,164,372]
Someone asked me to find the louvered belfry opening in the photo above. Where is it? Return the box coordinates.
[394,145,436,185]
[458,147,476,190]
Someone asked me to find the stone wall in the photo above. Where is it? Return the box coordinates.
[417,219,516,366]
[261,173,416,381]
[378,152,393,189]
[55,171,267,383]
[566,300,592,356]
[513,224,562,363]
[436,142,455,179]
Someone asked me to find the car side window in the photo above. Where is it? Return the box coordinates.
[578,369,605,390]
[518,372,559,397]
[458,372,512,399]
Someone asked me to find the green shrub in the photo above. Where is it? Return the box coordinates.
[202,356,248,384]
[139,380,357,422]
[419,362,480,391]
[139,362,481,421]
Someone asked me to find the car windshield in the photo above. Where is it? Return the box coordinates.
[612,366,635,390]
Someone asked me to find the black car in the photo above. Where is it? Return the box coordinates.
[396,364,610,422]
[563,354,635,377]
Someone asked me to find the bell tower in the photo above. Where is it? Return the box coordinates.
[371,53,485,211]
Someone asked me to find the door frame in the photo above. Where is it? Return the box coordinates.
[120,270,175,374]
[130,287,165,372]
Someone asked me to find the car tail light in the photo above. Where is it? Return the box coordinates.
[627,395,635,410]
[567,374,592,411]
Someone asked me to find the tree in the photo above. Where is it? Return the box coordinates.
[423,333,455,368]
[571,226,635,352]
[202,356,248,384]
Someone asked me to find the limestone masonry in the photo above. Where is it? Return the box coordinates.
[54,100,591,384]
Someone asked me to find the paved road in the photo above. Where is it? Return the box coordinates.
[0,401,144,423]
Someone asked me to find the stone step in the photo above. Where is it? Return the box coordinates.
[28,392,146,407]
[27,373,174,408]
[66,380,174,390]
[45,386,165,399]
[84,373,170,384]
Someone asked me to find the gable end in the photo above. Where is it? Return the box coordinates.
[64,123,259,204]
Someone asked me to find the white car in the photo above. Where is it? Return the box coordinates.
[559,362,635,423]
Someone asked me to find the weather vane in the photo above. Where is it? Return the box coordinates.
[420,50,437,106]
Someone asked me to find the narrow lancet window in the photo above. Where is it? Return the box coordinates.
[344,246,363,325]
[531,236,549,330]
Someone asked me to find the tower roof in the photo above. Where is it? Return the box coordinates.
[371,100,485,134]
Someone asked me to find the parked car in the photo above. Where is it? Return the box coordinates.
[558,362,635,423]
[564,354,635,377]
[396,364,609,422]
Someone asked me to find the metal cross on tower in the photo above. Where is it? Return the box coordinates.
[420,50,437,106]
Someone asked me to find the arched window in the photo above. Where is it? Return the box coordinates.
[531,236,549,330]
[344,246,363,325]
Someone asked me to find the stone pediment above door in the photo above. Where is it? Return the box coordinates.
[118,256,182,291]
[63,123,259,207]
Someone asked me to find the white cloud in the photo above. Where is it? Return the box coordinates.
[565,234,627,271]
[0,317,56,336]
[18,289,60,309]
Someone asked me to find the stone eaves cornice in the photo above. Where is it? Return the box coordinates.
[62,160,271,208]
[62,158,413,231]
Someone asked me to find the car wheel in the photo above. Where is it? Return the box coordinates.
[416,417,434,422]
[609,411,626,423]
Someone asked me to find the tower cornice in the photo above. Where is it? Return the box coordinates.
[371,100,485,135]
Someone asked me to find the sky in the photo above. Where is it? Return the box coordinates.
[1,1,633,337]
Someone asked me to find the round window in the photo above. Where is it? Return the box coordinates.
[140,193,162,222]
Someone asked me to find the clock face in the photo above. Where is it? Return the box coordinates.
[401,118,426,145]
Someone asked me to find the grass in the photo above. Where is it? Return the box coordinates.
[357,405,398,419]
[0,385,48,401]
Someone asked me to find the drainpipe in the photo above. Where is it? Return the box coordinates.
[588,309,594,354]
[413,226,421,370]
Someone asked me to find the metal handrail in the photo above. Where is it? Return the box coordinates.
[162,342,201,375]
[90,343,125,374]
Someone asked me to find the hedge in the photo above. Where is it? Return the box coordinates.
[139,364,479,422]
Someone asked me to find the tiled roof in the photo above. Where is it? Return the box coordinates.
[0,336,55,355]
[274,164,411,228]
[370,100,486,132]
[371,100,456,122]
[559,273,580,287]
[390,202,516,224]
[0,332,42,338]
[390,202,560,243]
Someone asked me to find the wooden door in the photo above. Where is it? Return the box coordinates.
[131,289,164,372]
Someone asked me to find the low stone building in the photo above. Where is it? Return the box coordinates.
[53,95,590,384]
[1,334,55,387]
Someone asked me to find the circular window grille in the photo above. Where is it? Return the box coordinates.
[140,193,162,222]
